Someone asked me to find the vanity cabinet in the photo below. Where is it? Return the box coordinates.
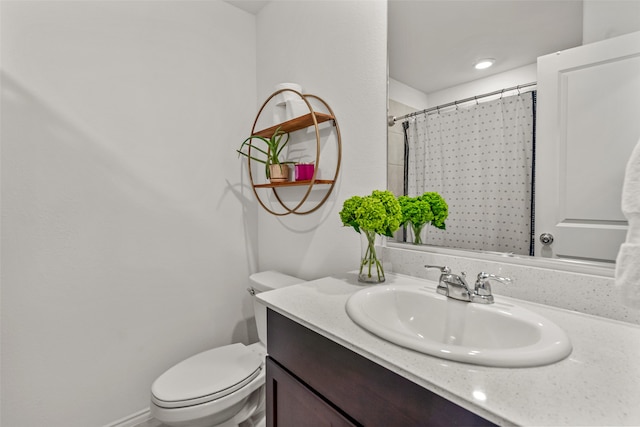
[266,309,494,427]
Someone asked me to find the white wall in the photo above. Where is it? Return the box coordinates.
[389,63,536,115]
[388,78,429,111]
[254,1,388,280]
[426,63,537,108]
[0,1,258,426]
[583,0,640,44]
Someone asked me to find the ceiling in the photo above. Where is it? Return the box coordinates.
[225,1,585,95]
[225,0,267,15]
[389,0,584,94]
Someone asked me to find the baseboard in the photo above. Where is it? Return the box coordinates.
[103,408,152,427]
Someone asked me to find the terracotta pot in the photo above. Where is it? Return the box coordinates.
[269,164,290,183]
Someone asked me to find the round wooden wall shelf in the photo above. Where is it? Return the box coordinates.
[245,89,342,216]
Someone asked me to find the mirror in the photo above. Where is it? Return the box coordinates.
[387,0,640,266]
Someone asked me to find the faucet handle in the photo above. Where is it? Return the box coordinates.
[424,265,451,273]
[425,265,467,281]
[425,266,473,301]
[425,265,451,296]
[476,272,511,286]
[473,272,511,304]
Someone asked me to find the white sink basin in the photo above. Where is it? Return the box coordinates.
[346,282,572,367]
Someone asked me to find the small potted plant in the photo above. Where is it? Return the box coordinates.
[237,126,293,183]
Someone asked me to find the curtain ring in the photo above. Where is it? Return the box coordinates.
[437,105,441,114]
[454,101,459,110]
[500,88,505,99]
[474,96,478,105]
[517,85,521,95]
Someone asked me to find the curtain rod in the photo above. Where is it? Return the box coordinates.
[388,81,536,126]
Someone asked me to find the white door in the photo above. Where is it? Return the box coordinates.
[536,31,640,262]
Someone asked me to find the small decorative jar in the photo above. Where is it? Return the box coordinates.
[295,163,315,181]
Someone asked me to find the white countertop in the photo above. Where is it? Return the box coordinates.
[257,272,640,426]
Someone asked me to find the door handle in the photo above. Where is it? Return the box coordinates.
[539,233,554,245]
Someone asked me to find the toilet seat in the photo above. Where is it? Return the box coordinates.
[152,343,263,409]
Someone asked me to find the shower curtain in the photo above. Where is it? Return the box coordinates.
[405,92,535,255]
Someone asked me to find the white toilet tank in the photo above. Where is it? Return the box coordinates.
[249,271,306,346]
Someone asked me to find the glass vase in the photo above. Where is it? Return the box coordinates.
[359,229,385,283]
[409,222,426,245]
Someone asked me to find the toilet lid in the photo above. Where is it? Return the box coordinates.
[151,343,262,408]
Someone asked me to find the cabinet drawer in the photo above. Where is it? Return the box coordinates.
[267,309,494,427]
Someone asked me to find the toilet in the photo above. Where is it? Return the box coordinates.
[150,271,306,427]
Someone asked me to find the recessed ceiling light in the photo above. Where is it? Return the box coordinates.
[474,59,495,70]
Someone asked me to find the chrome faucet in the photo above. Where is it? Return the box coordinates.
[425,265,472,302]
[425,265,511,304]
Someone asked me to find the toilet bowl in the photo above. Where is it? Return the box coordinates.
[150,271,306,427]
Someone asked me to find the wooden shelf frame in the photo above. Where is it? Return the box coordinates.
[254,179,335,189]
[252,113,335,139]
[246,89,342,216]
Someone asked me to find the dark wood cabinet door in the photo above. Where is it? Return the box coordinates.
[267,309,495,427]
[266,356,358,427]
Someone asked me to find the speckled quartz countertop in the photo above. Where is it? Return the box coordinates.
[257,272,640,426]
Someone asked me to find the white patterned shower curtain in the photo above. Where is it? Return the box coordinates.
[405,92,535,255]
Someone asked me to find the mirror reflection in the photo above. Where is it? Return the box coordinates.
[387,0,640,264]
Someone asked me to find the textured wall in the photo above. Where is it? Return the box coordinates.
[254,0,388,280]
[1,2,257,425]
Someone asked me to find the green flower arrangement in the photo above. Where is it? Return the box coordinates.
[339,190,402,283]
[399,192,448,244]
